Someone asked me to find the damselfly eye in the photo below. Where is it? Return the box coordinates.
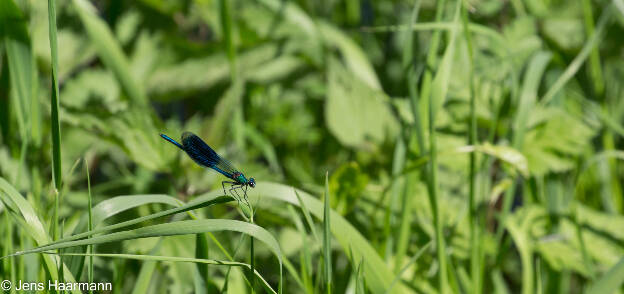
[249,178,256,188]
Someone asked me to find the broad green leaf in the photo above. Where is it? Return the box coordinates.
[325,60,398,148]
[148,44,278,95]
[318,22,381,89]
[60,69,124,112]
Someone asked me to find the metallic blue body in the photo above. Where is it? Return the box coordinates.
[159,132,254,187]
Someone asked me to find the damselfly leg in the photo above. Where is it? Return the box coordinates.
[222,181,251,212]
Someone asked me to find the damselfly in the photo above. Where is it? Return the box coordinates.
[160,132,256,204]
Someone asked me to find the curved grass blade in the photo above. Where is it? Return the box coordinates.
[73,194,184,235]
[67,194,187,279]
[0,177,80,293]
[50,194,233,245]
[5,219,282,292]
[49,252,278,294]
[540,4,612,105]
[250,182,408,294]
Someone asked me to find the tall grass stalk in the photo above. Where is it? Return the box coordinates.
[47,0,62,241]
[460,2,482,293]
[427,65,447,294]
[416,0,448,291]
[218,0,245,152]
[395,0,421,274]
[86,158,94,294]
[323,173,332,294]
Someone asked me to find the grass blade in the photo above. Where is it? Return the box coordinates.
[323,172,332,294]
[53,252,278,294]
[426,1,461,292]
[0,177,80,293]
[251,182,408,293]
[540,4,612,105]
[53,194,233,245]
[6,219,283,293]
[48,0,62,192]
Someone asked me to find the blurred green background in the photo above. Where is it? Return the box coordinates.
[1,0,624,293]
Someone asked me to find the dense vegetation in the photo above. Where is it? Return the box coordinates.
[1,0,624,293]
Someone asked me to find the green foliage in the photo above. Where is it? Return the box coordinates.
[326,59,398,149]
[1,0,623,293]
[329,162,368,215]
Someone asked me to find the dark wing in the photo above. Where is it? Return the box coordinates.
[181,132,239,178]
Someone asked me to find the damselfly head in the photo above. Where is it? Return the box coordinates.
[249,178,256,188]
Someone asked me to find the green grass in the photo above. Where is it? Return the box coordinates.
[1,0,624,293]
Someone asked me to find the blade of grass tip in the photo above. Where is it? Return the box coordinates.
[385,136,405,262]
[48,0,62,243]
[323,172,332,294]
[286,205,311,293]
[460,2,482,293]
[295,190,320,243]
[417,0,448,132]
[394,170,413,273]
[404,0,426,158]
[427,1,461,292]
[85,158,94,293]
[355,257,365,294]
